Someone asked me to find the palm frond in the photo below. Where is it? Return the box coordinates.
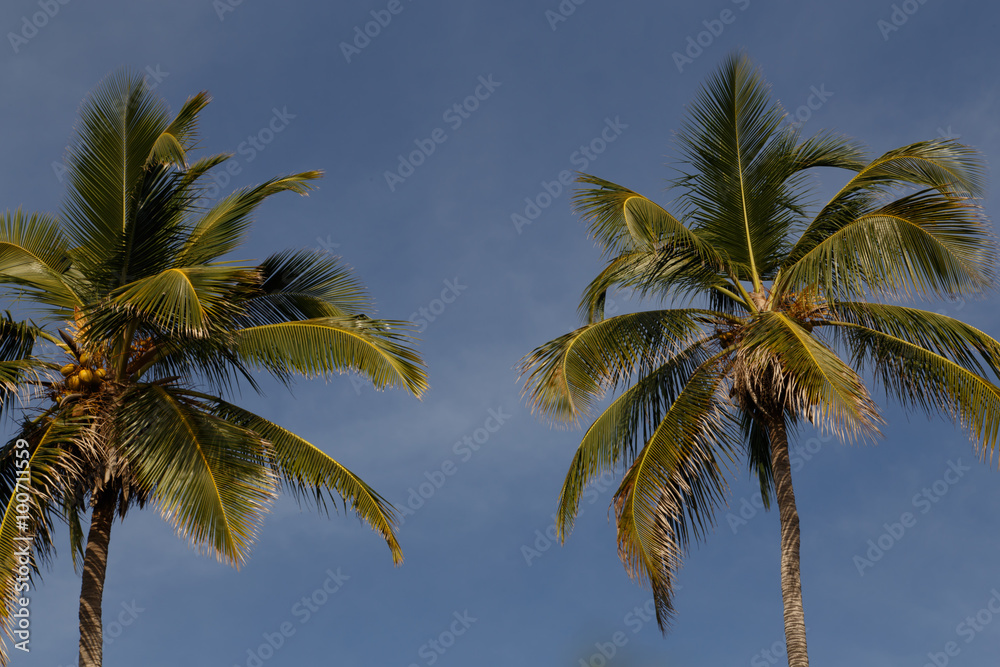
[61,69,174,271]
[777,190,995,301]
[556,338,716,540]
[0,210,79,313]
[233,249,372,325]
[175,172,322,267]
[519,310,715,422]
[673,51,792,287]
[208,398,403,564]
[613,354,737,631]
[784,139,989,273]
[739,311,882,440]
[148,92,210,167]
[234,318,428,396]
[831,321,1000,463]
[118,385,276,566]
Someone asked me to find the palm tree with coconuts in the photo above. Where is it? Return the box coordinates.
[0,69,427,667]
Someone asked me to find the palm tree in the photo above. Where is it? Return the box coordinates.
[0,69,428,667]
[519,52,1000,667]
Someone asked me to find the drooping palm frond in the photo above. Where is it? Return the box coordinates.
[0,211,79,314]
[208,398,403,564]
[830,319,1000,463]
[556,337,717,540]
[829,302,1000,378]
[117,385,277,567]
[613,355,738,630]
[0,416,88,657]
[234,317,428,396]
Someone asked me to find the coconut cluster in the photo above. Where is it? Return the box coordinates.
[57,352,107,400]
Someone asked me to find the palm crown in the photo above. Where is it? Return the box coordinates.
[0,70,427,664]
[520,52,1000,666]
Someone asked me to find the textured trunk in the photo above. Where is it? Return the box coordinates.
[78,492,115,667]
[765,415,809,667]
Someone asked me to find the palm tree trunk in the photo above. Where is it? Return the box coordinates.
[765,415,809,667]
[78,492,115,667]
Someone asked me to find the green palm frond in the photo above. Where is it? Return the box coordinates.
[235,250,372,325]
[577,249,740,324]
[208,399,403,564]
[519,310,715,422]
[739,311,882,440]
[613,355,737,630]
[784,139,989,274]
[92,265,248,339]
[573,175,730,277]
[234,317,428,396]
[61,69,176,270]
[0,416,88,662]
[148,92,210,167]
[673,52,793,287]
[556,338,716,540]
[0,210,79,312]
[118,385,276,566]
[829,302,1000,378]
[831,321,1000,462]
[175,172,322,267]
[837,138,986,198]
[788,131,867,172]
[777,190,995,301]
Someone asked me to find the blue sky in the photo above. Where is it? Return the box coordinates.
[4,0,1000,665]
